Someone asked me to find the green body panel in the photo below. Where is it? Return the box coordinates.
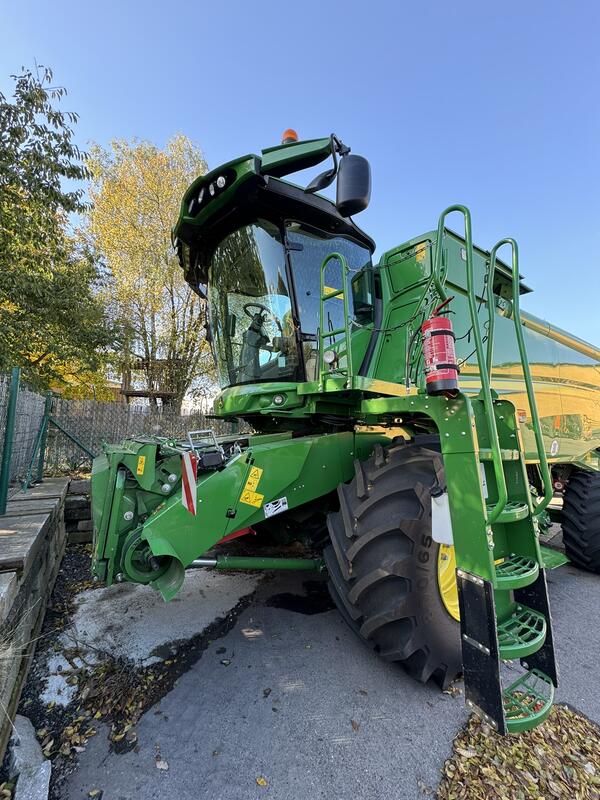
[260,137,331,176]
[91,430,387,598]
[173,137,334,243]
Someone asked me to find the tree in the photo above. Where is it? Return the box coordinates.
[84,136,214,411]
[0,66,113,392]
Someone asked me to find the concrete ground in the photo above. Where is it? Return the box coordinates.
[52,558,600,800]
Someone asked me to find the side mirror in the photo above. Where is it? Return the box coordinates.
[336,154,371,217]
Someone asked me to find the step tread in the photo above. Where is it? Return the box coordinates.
[497,605,546,660]
[495,554,539,589]
[504,669,554,733]
[487,500,529,523]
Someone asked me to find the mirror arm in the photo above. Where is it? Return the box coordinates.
[304,133,346,194]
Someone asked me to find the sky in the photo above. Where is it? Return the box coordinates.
[2,0,599,343]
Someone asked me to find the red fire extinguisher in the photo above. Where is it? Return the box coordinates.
[421,298,459,396]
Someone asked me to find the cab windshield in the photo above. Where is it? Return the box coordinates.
[208,220,299,387]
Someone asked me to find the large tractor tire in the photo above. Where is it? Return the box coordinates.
[562,468,600,574]
[324,438,462,688]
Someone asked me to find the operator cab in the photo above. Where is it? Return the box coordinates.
[208,218,374,387]
[174,132,376,390]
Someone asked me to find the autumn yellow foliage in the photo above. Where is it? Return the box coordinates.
[84,135,213,409]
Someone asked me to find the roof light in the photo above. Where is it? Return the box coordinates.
[281,128,299,144]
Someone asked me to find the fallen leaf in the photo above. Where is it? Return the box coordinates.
[455,746,477,758]
[351,719,359,732]
[256,777,268,787]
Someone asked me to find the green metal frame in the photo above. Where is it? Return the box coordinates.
[0,367,21,515]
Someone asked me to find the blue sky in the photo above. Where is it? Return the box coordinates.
[2,0,599,342]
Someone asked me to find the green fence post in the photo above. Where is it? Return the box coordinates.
[36,392,53,483]
[0,367,21,515]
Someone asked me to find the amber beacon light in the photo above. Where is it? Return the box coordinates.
[281,128,299,144]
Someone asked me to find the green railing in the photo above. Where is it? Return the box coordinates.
[433,205,508,524]
[0,368,21,515]
[489,239,553,514]
[318,252,353,388]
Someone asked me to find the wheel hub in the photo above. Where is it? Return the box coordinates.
[437,544,460,621]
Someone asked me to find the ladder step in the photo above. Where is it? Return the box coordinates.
[479,448,521,461]
[495,554,539,590]
[503,669,554,733]
[487,500,529,523]
[497,605,546,660]
[321,326,346,338]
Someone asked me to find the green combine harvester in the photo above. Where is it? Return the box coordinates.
[91,131,600,734]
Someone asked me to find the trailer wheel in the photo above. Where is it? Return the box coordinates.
[562,468,600,574]
[324,439,462,688]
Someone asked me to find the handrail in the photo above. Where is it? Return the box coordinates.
[318,252,352,386]
[485,250,497,381]
[489,239,553,515]
[432,213,450,302]
[434,206,508,524]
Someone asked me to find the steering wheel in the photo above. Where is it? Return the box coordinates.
[243,302,272,319]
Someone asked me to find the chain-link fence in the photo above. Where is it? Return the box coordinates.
[0,370,239,493]
[46,397,237,472]
[0,372,46,497]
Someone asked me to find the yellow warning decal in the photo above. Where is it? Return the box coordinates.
[243,466,263,493]
[240,490,264,508]
[239,466,264,507]
[136,455,146,476]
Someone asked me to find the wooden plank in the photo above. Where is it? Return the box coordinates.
[4,498,60,519]
[0,514,51,572]
[8,478,69,503]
